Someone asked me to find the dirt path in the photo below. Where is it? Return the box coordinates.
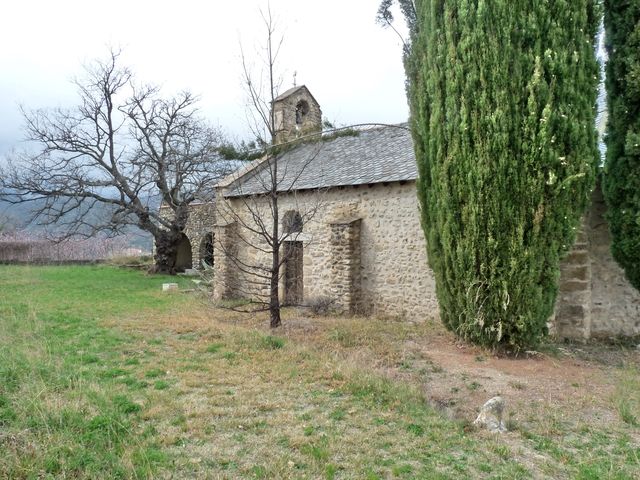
[410,336,626,425]
[275,312,639,437]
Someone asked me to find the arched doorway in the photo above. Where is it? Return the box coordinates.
[175,233,192,271]
[199,233,214,268]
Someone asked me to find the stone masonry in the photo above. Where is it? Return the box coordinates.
[159,202,216,269]
[212,220,239,299]
[555,223,592,340]
[273,86,322,144]
[213,180,640,339]
[214,182,438,318]
[329,218,362,314]
[555,185,640,340]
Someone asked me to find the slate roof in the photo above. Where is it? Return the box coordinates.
[273,85,317,104]
[222,124,416,198]
[274,85,306,102]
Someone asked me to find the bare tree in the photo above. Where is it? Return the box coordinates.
[215,149,325,327]
[376,0,417,47]
[0,50,234,274]
[215,6,326,328]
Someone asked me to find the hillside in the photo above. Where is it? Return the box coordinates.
[0,197,154,252]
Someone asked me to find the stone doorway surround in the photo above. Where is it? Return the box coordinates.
[329,217,362,314]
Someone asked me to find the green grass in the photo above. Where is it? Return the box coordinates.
[205,342,224,353]
[261,334,286,350]
[614,366,640,427]
[0,265,638,479]
[0,265,192,479]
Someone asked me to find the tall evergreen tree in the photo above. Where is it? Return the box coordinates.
[404,1,600,348]
[603,1,640,291]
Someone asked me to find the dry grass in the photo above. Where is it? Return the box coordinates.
[108,304,640,479]
[614,366,640,427]
[1,266,639,479]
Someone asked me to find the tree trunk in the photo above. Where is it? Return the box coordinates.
[151,230,182,275]
[270,156,281,328]
[269,267,281,328]
[269,228,282,326]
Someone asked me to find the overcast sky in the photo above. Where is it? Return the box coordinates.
[0,0,409,156]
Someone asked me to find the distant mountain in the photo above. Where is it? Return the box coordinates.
[0,196,155,252]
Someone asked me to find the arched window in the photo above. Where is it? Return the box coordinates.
[295,100,309,126]
[282,210,303,234]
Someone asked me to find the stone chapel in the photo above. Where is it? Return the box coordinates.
[180,85,640,341]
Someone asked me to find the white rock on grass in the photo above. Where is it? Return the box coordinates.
[474,396,507,433]
[162,283,179,292]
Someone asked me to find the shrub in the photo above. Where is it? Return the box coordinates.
[306,296,336,316]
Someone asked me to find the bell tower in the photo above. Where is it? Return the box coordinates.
[272,85,322,144]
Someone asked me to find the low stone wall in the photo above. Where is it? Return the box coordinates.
[0,259,105,266]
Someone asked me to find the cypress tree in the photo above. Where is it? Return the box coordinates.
[603,1,640,291]
[405,1,600,348]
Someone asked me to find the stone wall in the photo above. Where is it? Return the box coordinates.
[215,181,639,339]
[217,182,438,317]
[329,218,362,313]
[555,186,640,340]
[212,221,239,299]
[159,202,216,268]
[554,223,592,340]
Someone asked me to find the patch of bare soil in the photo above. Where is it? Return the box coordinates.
[268,312,640,478]
[281,312,639,430]
[420,340,613,422]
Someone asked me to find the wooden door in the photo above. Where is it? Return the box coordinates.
[284,241,303,305]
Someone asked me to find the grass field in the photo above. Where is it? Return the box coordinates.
[0,265,638,479]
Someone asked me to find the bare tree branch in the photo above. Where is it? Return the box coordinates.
[0,49,236,273]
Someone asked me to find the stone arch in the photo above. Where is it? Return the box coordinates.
[199,232,214,268]
[175,233,192,271]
